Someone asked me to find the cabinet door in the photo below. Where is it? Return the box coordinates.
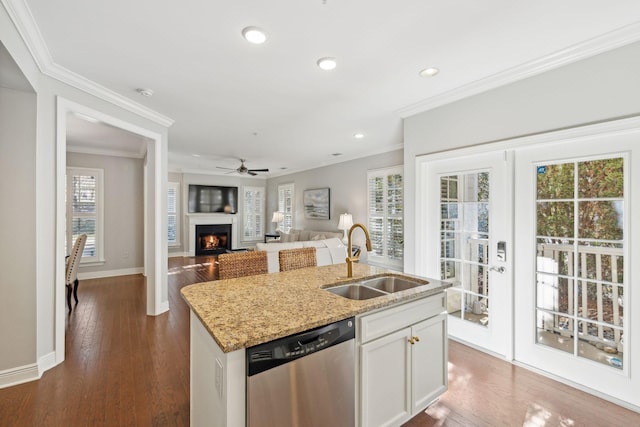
[411,313,448,412]
[360,328,411,427]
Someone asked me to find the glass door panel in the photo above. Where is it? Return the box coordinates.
[440,172,491,327]
[535,157,625,369]
[419,150,511,358]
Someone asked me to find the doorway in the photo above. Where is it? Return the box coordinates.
[55,98,168,365]
[416,150,512,358]
[416,117,640,409]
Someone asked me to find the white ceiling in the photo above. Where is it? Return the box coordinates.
[18,0,640,176]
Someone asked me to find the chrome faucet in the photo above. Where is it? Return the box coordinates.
[346,223,372,278]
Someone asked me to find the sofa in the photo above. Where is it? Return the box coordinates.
[255,237,348,273]
[275,228,343,243]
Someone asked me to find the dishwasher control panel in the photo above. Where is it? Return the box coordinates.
[247,317,355,376]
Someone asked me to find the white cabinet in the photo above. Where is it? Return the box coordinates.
[358,295,447,427]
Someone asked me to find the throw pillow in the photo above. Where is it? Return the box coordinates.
[311,234,326,241]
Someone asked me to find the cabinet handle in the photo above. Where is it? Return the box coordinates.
[408,337,415,345]
[413,336,420,342]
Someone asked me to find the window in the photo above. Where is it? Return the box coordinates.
[278,183,295,233]
[168,182,180,246]
[66,167,104,263]
[243,186,265,240]
[368,166,403,268]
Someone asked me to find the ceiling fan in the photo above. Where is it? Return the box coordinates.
[216,159,269,176]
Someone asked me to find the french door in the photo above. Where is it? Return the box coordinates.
[513,128,639,406]
[416,150,512,358]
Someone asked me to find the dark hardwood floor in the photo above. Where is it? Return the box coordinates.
[1,256,638,426]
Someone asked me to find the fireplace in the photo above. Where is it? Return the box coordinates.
[195,224,232,255]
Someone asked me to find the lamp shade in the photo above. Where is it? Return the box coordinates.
[337,213,353,231]
[271,211,284,223]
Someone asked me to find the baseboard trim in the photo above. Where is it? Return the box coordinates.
[38,351,57,376]
[168,252,188,258]
[511,360,640,414]
[449,336,640,413]
[78,267,144,280]
[0,363,39,389]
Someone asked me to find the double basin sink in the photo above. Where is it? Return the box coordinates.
[324,275,428,300]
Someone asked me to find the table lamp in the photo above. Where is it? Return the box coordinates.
[271,211,284,233]
[337,213,354,244]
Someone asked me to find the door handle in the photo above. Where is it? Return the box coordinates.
[489,266,505,274]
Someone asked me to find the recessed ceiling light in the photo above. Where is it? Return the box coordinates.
[317,57,337,71]
[136,88,154,97]
[353,132,365,139]
[242,26,268,44]
[419,67,440,78]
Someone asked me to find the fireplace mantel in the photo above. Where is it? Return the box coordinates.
[187,214,238,256]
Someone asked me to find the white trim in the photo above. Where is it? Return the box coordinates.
[168,251,189,258]
[2,0,174,127]
[398,22,640,118]
[0,363,38,389]
[56,97,168,368]
[413,115,640,161]
[512,360,640,414]
[38,351,56,377]
[77,267,144,280]
[66,144,146,159]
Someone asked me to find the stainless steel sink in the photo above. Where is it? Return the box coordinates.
[324,275,428,300]
[324,284,388,300]
[359,276,427,293]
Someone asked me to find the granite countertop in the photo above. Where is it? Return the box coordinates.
[180,263,451,353]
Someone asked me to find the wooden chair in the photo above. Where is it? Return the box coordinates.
[218,251,268,280]
[279,247,317,272]
[66,234,87,312]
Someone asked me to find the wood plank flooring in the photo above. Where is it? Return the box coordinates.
[1,256,638,426]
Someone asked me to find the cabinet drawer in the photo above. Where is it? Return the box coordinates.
[358,294,445,344]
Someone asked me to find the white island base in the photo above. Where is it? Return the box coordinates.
[189,292,447,427]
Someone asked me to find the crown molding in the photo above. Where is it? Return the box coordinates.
[398,21,640,119]
[3,0,174,128]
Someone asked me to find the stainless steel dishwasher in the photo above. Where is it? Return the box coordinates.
[246,317,355,427]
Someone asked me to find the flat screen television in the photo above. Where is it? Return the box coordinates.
[188,184,238,214]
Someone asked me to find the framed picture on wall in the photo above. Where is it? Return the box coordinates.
[303,188,330,220]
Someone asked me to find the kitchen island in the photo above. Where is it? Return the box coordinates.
[181,262,451,427]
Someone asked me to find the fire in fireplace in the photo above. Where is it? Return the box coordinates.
[195,224,232,255]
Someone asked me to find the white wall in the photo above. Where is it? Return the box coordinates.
[0,86,36,372]
[1,0,170,382]
[67,152,144,276]
[266,150,404,250]
[403,41,640,273]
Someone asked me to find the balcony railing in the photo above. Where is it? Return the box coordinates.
[537,242,624,351]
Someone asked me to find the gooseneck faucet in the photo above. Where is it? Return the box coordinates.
[346,223,373,278]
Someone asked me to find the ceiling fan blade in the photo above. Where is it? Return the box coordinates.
[248,171,257,176]
[248,168,269,172]
[216,166,236,170]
